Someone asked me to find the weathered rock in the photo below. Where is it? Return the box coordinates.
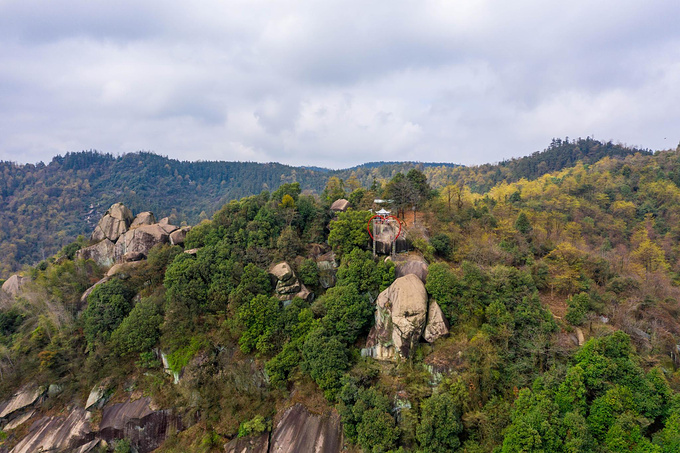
[76,239,116,267]
[269,262,294,283]
[330,198,350,212]
[99,398,182,453]
[91,203,133,242]
[106,261,143,277]
[48,384,63,397]
[113,224,171,262]
[80,276,111,303]
[373,221,409,254]
[316,252,337,289]
[170,226,191,246]
[395,260,429,283]
[0,386,43,419]
[9,407,92,453]
[224,432,270,453]
[1,275,29,298]
[423,300,449,343]
[85,382,112,410]
[276,279,301,295]
[130,211,156,229]
[72,439,104,453]
[575,327,585,346]
[269,404,342,453]
[4,410,34,430]
[123,251,146,262]
[365,274,428,359]
[184,248,200,255]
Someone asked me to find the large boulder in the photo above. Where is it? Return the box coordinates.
[130,211,156,229]
[316,252,337,289]
[395,259,428,283]
[80,276,110,303]
[113,224,172,261]
[269,404,342,453]
[76,239,116,267]
[9,407,92,453]
[423,300,449,343]
[365,274,428,359]
[269,262,312,302]
[1,275,29,298]
[99,398,182,453]
[170,226,191,246]
[0,386,43,420]
[330,199,350,212]
[91,203,133,242]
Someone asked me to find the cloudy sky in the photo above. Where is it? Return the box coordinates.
[1,0,678,168]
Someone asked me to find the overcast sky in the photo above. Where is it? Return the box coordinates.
[1,0,678,168]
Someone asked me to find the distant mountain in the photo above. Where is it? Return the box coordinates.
[0,138,651,277]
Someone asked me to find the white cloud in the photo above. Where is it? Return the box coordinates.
[1,0,679,166]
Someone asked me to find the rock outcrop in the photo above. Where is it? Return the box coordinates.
[1,275,29,298]
[423,300,449,343]
[316,252,338,289]
[99,398,182,453]
[76,239,116,267]
[269,262,312,302]
[0,386,43,420]
[395,259,428,283]
[9,407,92,453]
[365,274,428,359]
[77,203,183,268]
[269,404,342,453]
[91,203,133,242]
[130,211,156,228]
[330,199,350,212]
[224,432,270,453]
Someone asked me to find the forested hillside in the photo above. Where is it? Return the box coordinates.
[0,138,648,277]
[1,144,680,452]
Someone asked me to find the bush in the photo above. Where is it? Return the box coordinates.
[82,279,135,348]
[565,293,590,326]
[238,414,268,437]
[111,295,164,355]
[430,233,453,259]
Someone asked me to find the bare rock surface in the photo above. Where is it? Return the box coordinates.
[10,407,92,453]
[114,224,172,260]
[91,203,133,242]
[4,410,34,431]
[330,199,350,212]
[395,260,429,283]
[270,404,342,453]
[130,211,156,229]
[0,387,43,419]
[423,300,449,343]
[106,261,143,277]
[316,252,337,289]
[224,432,270,453]
[170,226,191,246]
[269,262,312,301]
[76,238,116,267]
[1,275,29,298]
[365,275,428,359]
[85,382,112,410]
[99,398,182,453]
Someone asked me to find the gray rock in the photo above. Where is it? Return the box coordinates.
[269,404,342,453]
[9,406,92,453]
[85,382,112,410]
[1,275,29,298]
[76,239,116,267]
[330,199,350,212]
[365,274,428,359]
[91,203,133,242]
[0,386,43,419]
[316,252,337,289]
[423,300,449,343]
[170,226,191,246]
[4,410,34,430]
[113,224,171,262]
[395,260,429,283]
[99,398,182,453]
[224,432,270,453]
[269,262,294,283]
[130,211,156,229]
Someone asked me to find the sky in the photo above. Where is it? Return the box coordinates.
[0,0,679,169]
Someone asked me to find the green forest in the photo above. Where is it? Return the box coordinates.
[0,137,644,278]
[2,138,680,452]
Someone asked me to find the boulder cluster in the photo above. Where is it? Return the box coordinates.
[76,203,190,267]
[364,260,449,360]
[269,262,312,302]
